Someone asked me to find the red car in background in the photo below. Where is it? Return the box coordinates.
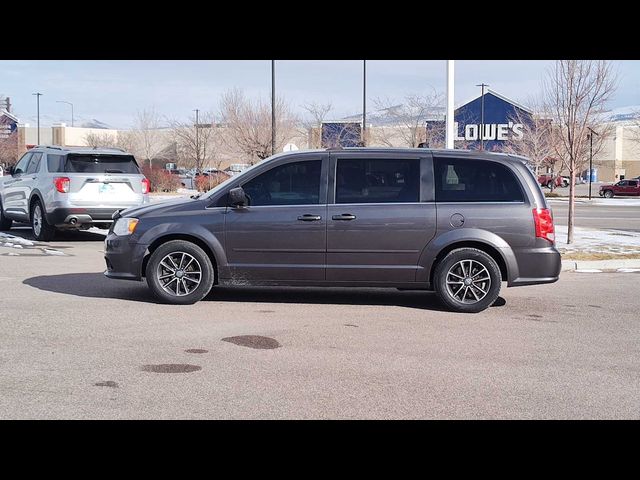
[599,179,640,198]
[538,173,568,188]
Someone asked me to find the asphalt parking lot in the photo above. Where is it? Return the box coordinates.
[1,226,639,419]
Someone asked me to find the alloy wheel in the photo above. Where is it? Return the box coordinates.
[445,259,492,304]
[157,251,202,297]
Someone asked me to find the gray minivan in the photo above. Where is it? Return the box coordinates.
[104,148,561,313]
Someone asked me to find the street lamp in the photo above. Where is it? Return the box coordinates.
[475,83,489,150]
[56,100,74,127]
[362,59,366,146]
[32,92,43,145]
[193,109,200,172]
[587,127,599,200]
[271,60,276,156]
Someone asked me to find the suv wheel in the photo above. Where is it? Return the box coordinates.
[0,201,12,231]
[603,190,614,198]
[146,240,214,305]
[434,248,502,313]
[546,181,553,188]
[31,200,55,241]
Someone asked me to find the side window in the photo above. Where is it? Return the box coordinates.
[434,157,525,202]
[242,160,322,206]
[335,158,420,204]
[13,152,32,175]
[47,154,66,173]
[26,153,43,175]
[629,180,639,187]
[617,181,627,187]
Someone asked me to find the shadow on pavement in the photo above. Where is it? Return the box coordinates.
[23,272,507,311]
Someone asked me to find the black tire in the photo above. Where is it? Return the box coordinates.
[0,201,12,231]
[31,200,55,241]
[603,190,614,198]
[546,181,553,189]
[146,240,214,305]
[433,248,502,313]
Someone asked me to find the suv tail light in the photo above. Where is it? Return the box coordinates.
[141,177,151,194]
[54,177,70,193]
[533,208,555,243]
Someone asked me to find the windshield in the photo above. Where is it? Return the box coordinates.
[61,154,141,174]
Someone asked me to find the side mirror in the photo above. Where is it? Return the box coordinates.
[228,187,248,207]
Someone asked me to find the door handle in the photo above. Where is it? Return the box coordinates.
[297,214,322,221]
[332,214,356,221]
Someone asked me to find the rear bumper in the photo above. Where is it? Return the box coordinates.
[103,234,148,281]
[46,207,121,227]
[509,245,562,287]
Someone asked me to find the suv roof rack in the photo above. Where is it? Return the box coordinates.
[33,145,63,150]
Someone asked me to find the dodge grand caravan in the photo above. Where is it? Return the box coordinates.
[104,148,561,313]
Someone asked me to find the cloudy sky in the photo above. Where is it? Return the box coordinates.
[2,60,640,129]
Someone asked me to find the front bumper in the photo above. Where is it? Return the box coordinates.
[103,233,148,281]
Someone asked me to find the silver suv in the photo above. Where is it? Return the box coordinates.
[0,146,150,241]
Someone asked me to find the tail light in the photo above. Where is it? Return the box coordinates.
[54,177,70,193]
[533,208,555,243]
[141,177,151,194]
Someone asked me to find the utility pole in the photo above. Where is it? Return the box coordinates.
[362,60,367,146]
[446,60,455,149]
[56,100,74,127]
[193,109,200,172]
[33,92,43,144]
[475,83,489,150]
[587,127,599,200]
[271,60,276,156]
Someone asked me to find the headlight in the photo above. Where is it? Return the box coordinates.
[113,217,139,236]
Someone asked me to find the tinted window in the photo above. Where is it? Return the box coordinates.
[434,157,524,202]
[629,180,638,187]
[336,158,420,204]
[26,153,42,174]
[64,154,140,174]
[242,160,322,206]
[47,154,66,173]
[13,152,32,175]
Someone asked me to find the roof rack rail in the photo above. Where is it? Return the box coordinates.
[33,145,63,150]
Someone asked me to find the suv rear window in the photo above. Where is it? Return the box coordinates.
[434,157,525,203]
[49,154,140,174]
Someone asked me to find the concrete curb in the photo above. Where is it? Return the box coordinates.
[562,259,640,272]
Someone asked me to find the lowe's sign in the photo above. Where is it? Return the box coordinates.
[453,90,532,151]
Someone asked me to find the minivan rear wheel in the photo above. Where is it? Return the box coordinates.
[146,240,214,305]
[434,248,502,313]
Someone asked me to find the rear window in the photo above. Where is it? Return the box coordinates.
[58,154,140,174]
[434,157,525,203]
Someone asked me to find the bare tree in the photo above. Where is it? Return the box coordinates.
[131,108,165,168]
[0,132,20,169]
[301,101,332,148]
[219,88,298,164]
[84,131,118,148]
[168,111,219,172]
[372,90,445,148]
[544,60,617,244]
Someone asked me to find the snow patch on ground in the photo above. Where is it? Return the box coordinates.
[554,225,640,256]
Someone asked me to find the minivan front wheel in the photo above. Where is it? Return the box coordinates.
[146,240,214,305]
[434,248,502,313]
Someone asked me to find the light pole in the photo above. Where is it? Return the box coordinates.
[475,83,489,150]
[362,59,366,146]
[271,60,276,156]
[587,127,599,200]
[446,60,455,149]
[33,92,43,144]
[193,109,200,172]
[56,100,74,127]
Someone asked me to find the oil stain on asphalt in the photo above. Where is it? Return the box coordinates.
[221,335,281,350]
[95,381,119,388]
[185,348,208,354]
[141,364,202,373]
